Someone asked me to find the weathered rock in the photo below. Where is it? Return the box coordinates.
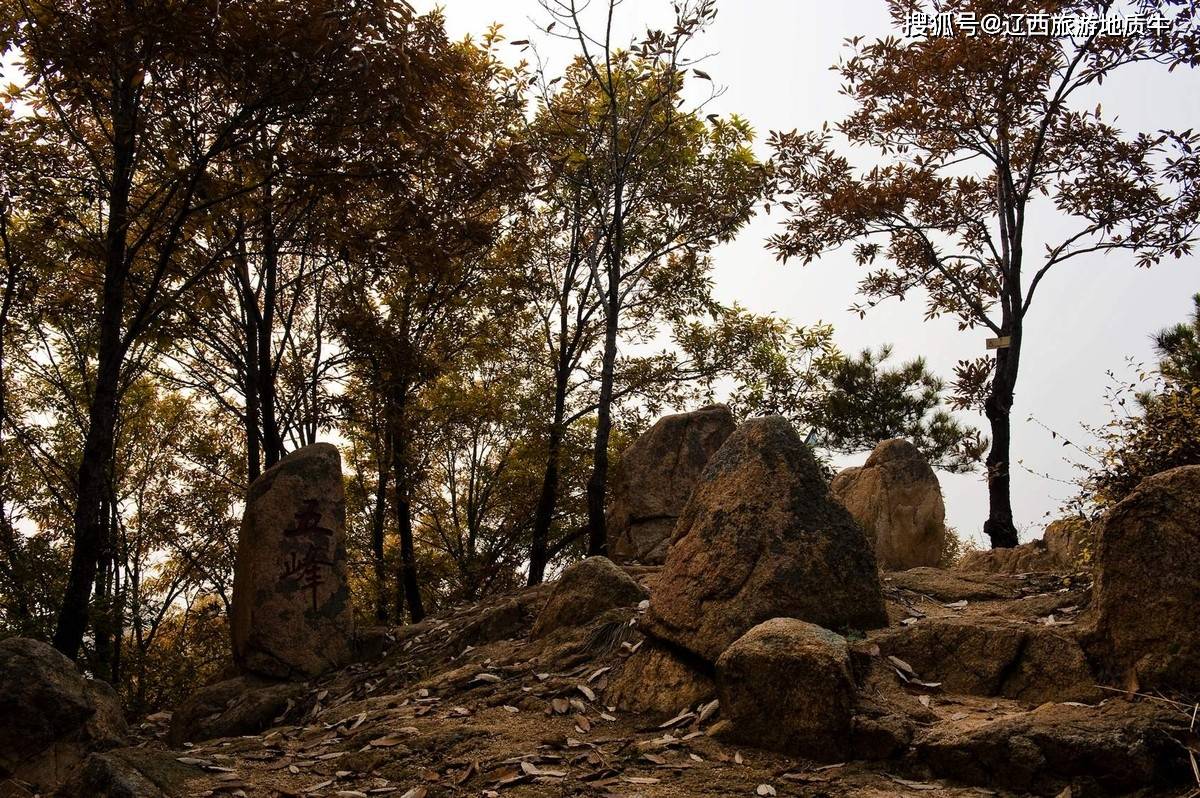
[168,676,305,746]
[870,618,1100,704]
[605,641,715,717]
[883,567,1017,602]
[55,748,203,798]
[231,442,353,679]
[715,618,855,761]
[958,516,1093,575]
[1043,516,1091,569]
[850,713,914,761]
[607,404,736,564]
[1092,465,1200,691]
[643,416,886,662]
[830,438,947,570]
[530,557,647,639]
[0,638,127,792]
[917,700,1188,796]
[958,539,1062,574]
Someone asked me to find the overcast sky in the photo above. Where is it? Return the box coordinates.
[426,0,1200,546]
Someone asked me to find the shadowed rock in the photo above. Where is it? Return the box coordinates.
[531,556,647,639]
[0,637,127,793]
[607,404,736,564]
[715,618,855,761]
[1093,464,1200,691]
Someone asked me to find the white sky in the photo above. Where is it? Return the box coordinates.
[427,0,1200,546]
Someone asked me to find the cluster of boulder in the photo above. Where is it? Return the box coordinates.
[562,410,892,759]
[3,404,1199,796]
[557,405,1200,770]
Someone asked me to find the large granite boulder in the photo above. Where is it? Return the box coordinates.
[1092,465,1200,691]
[231,443,353,679]
[642,415,887,663]
[0,637,127,792]
[830,438,946,570]
[530,556,647,639]
[606,404,736,564]
[715,618,855,761]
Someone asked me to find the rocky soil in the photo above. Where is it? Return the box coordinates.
[53,563,1199,798]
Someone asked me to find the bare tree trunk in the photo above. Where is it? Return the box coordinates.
[529,378,567,585]
[370,434,390,623]
[388,391,424,622]
[54,75,137,659]
[257,163,283,468]
[0,212,29,624]
[586,237,621,557]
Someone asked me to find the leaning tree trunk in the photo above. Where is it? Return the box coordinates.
[983,336,1020,549]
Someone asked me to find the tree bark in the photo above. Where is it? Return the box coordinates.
[983,340,1020,548]
[257,162,283,468]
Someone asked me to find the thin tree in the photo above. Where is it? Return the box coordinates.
[768,0,1200,546]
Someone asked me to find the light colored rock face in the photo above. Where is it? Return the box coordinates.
[606,405,736,564]
[830,438,946,570]
[715,618,855,761]
[530,556,647,639]
[643,416,887,663]
[0,637,127,791]
[231,443,353,679]
[957,539,1060,574]
[1093,465,1200,692]
[957,517,1090,574]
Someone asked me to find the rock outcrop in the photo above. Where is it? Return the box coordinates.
[530,556,647,639]
[1092,464,1200,691]
[715,618,855,761]
[958,516,1092,575]
[231,443,353,679]
[917,701,1187,796]
[0,637,127,792]
[870,617,1100,704]
[830,438,947,570]
[168,676,305,746]
[643,415,887,662]
[606,404,736,564]
[958,538,1061,574]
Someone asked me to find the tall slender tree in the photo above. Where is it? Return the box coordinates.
[768,0,1200,546]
